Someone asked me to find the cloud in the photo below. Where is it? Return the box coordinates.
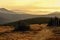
[0,0,60,15]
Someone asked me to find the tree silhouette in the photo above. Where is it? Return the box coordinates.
[14,21,30,32]
[48,17,53,26]
[48,17,60,26]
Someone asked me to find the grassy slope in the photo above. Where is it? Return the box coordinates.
[1,17,51,26]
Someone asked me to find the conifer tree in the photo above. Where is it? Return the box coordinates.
[14,21,30,32]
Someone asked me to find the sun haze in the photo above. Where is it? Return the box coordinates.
[0,0,60,15]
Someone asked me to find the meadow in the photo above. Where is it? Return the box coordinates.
[0,24,59,40]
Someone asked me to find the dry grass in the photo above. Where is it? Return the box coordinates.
[0,24,54,40]
[0,26,14,33]
[0,29,53,40]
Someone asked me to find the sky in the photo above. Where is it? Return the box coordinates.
[0,0,60,15]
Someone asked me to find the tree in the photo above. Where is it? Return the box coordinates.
[48,17,60,27]
[48,17,53,26]
[14,21,30,32]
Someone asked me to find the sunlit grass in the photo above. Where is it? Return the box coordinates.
[0,24,59,40]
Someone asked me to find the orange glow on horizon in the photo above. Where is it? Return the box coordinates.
[0,0,60,15]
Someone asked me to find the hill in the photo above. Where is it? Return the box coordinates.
[1,17,51,27]
[0,8,60,26]
[0,8,40,24]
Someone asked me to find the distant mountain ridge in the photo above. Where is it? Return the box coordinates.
[0,8,40,24]
[0,8,60,24]
[42,12,60,17]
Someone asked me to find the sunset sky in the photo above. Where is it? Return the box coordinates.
[0,0,60,15]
